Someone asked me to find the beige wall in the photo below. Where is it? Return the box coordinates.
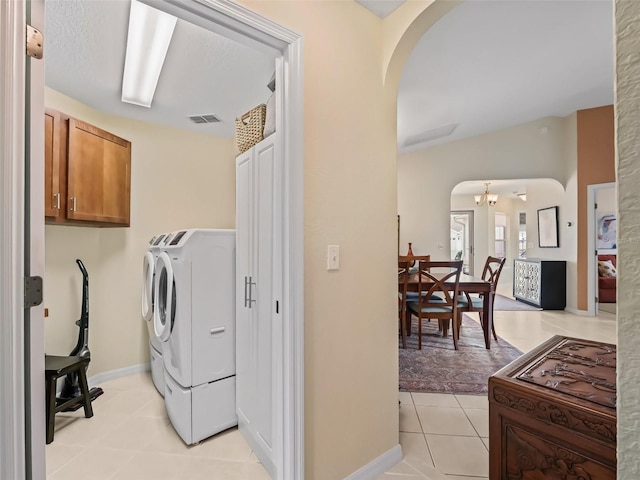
[44,88,236,375]
[234,1,403,478]
[615,0,640,473]
[576,106,615,309]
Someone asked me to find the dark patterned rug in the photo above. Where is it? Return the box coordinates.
[399,314,523,395]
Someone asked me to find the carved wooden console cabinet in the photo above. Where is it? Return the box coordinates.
[489,335,616,479]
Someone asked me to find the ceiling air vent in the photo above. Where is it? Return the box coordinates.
[188,114,221,124]
[403,123,458,148]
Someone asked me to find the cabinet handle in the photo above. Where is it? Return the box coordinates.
[69,196,76,212]
[244,276,249,308]
[248,276,256,308]
[53,193,60,210]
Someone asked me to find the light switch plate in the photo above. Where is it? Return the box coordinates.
[327,245,339,270]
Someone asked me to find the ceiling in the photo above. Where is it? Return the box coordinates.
[45,0,613,149]
[395,0,613,151]
[45,0,277,138]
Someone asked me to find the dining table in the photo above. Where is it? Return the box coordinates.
[403,271,495,349]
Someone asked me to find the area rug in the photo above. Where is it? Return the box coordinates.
[399,314,523,395]
[494,293,542,311]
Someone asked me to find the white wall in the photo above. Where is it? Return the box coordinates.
[400,114,579,308]
[44,88,236,376]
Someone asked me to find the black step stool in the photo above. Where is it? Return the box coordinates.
[45,355,93,444]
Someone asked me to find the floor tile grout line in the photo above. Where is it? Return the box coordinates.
[45,445,88,478]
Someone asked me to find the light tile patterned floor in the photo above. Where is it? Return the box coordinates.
[46,373,269,480]
[47,286,616,480]
[378,284,616,480]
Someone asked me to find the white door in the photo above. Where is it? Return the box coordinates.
[450,211,474,275]
[236,136,280,478]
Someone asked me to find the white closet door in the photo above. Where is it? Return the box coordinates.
[254,138,277,473]
[236,149,254,437]
[235,135,279,478]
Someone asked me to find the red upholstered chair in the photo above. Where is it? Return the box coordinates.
[598,254,617,303]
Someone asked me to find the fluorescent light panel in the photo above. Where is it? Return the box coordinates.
[121,0,177,108]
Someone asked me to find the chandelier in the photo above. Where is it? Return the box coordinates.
[474,182,498,207]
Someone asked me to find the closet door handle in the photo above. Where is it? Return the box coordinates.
[248,276,256,308]
[244,276,249,308]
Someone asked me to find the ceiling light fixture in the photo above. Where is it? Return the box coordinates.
[517,193,527,202]
[474,182,498,207]
[121,0,177,108]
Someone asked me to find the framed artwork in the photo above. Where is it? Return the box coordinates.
[537,206,559,248]
[597,213,617,251]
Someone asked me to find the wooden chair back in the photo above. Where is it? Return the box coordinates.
[482,256,506,286]
[407,260,463,349]
[398,259,411,349]
[459,256,506,342]
[416,260,463,308]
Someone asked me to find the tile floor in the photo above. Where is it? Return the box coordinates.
[47,285,616,480]
[46,373,270,480]
[377,284,617,480]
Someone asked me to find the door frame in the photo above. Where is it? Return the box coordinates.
[1,1,305,478]
[1,1,28,478]
[450,210,475,276]
[587,182,616,315]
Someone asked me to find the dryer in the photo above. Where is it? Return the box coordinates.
[142,232,171,396]
[153,229,236,445]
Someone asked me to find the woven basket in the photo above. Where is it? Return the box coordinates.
[235,104,266,153]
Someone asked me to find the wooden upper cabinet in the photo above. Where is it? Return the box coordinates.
[44,109,62,218]
[45,112,131,227]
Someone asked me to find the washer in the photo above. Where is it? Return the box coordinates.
[142,232,171,396]
[153,229,236,445]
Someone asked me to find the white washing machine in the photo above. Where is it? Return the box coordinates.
[142,232,171,396]
[153,229,237,445]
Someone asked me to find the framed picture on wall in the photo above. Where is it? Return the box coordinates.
[597,212,617,251]
[537,206,559,248]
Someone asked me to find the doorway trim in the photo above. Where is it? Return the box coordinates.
[0,1,27,478]
[587,182,616,316]
[134,3,306,478]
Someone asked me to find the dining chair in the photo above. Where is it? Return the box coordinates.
[398,255,431,336]
[398,260,410,349]
[406,260,463,350]
[457,256,505,341]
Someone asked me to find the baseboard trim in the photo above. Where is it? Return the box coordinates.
[88,363,151,389]
[343,444,403,480]
[564,307,592,316]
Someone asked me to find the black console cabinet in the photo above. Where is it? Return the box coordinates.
[513,259,566,309]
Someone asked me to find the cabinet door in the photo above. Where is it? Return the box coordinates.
[525,262,541,304]
[44,109,61,218]
[253,138,277,473]
[235,136,279,478]
[67,119,131,225]
[236,148,254,435]
[513,261,527,299]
